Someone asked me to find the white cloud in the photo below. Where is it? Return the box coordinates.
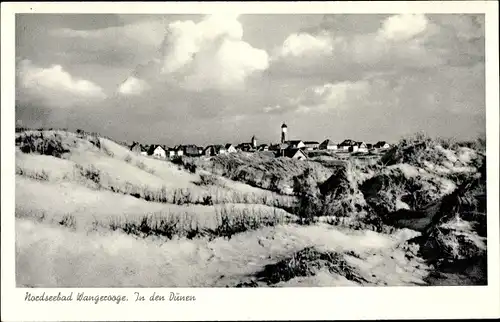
[125,14,269,93]
[48,20,167,69]
[294,81,370,112]
[278,32,333,57]
[181,37,269,91]
[264,80,371,114]
[377,14,429,41]
[117,76,150,96]
[50,20,166,49]
[160,14,243,74]
[270,14,442,80]
[264,104,284,113]
[18,60,106,102]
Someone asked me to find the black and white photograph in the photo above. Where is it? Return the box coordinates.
[11,10,491,287]
[2,1,500,320]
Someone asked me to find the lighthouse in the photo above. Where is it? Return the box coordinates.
[281,123,287,143]
[251,135,257,149]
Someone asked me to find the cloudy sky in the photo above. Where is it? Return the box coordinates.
[15,13,485,146]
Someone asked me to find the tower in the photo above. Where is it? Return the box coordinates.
[281,123,287,144]
[251,135,257,149]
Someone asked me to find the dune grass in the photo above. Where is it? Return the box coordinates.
[96,205,295,241]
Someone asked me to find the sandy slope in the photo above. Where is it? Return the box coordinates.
[16,176,295,231]
[16,218,428,287]
[16,136,286,204]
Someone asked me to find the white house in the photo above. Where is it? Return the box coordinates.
[283,148,307,160]
[203,145,227,156]
[257,144,269,152]
[237,143,254,152]
[339,139,358,152]
[173,146,184,157]
[356,142,369,153]
[285,140,305,149]
[225,144,237,153]
[303,141,320,151]
[148,145,167,159]
[374,141,391,149]
[319,139,338,150]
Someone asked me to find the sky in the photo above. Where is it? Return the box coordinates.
[15,13,485,146]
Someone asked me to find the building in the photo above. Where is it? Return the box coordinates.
[203,145,227,156]
[181,144,200,156]
[237,135,258,152]
[225,144,237,153]
[356,142,368,153]
[268,143,282,151]
[281,123,288,143]
[303,141,320,151]
[374,141,391,149]
[338,139,358,152]
[251,135,257,149]
[319,139,338,151]
[173,146,184,157]
[237,142,254,152]
[147,145,167,159]
[285,140,305,149]
[282,148,307,160]
[257,144,269,152]
[130,141,146,154]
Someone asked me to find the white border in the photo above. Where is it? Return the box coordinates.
[2,2,499,321]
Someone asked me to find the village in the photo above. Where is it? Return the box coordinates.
[130,123,392,160]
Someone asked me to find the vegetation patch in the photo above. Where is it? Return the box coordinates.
[196,173,224,187]
[409,177,486,265]
[205,206,290,240]
[182,152,333,194]
[359,165,455,216]
[101,206,294,241]
[74,164,102,188]
[16,131,71,157]
[16,166,50,181]
[254,247,368,285]
[59,214,77,230]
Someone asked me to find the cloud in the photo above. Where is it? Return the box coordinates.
[123,14,269,93]
[270,14,454,81]
[17,59,106,107]
[160,14,243,74]
[18,60,105,98]
[295,81,370,112]
[265,80,370,114]
[49,20,166,49]
[377,14,429,41]
[48,19,167,68]
[14,14,484,145]
[278,32,333,57]
[180,37,269,91]
[117,76,150,96]
[264,104,284,113]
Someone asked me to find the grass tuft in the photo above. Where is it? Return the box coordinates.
[255,247,368,285]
